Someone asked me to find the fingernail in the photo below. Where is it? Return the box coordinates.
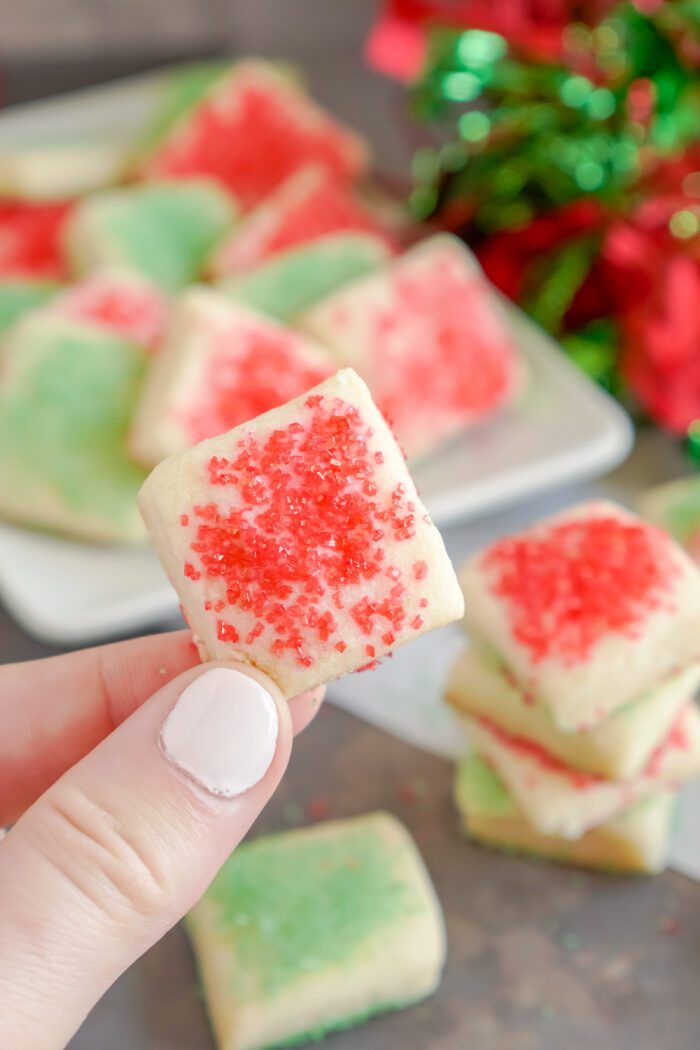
[160,667,278,798]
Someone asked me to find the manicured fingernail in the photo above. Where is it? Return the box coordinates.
[160,667,278,798]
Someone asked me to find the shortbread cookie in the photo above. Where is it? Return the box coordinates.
[50,271,169,352]
[63,181,235,291]
[461,703,700,839]
[0,280,58,335]
[140,60,368,209]
[0,199,72,279]
[459,501,700,732]
[220,232,390,322]
[301,234,523,459]
[455,754,674,874]
[186,813,445,1050]
[0,314,147,543]
[210,166,392,277]
[446,644,700,779]
[639,475,700,563]
[139,368,464,697]
[0,140,127,200]
[130,289,334,465]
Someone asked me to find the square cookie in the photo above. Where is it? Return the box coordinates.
[445,644,700,779]
[459,501,700,732]
[130,289,335,465]
[138,368,464,698]
[455,754,674,874]
[63,180,235,291]
[219,232,390,323]
[0,314,147,543]
[49,271,170,353]
[461,703,700,839]
[140,60,368,209]
[210,165,392,277]
[301,234,523,460]
[186,813,445,1050]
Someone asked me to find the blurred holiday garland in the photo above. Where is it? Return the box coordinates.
[368,1,700,450]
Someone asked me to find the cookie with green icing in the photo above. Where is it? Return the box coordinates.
[0,313,148,543]
[455,753,675,874]
[64,180,236,291]
[185,812,445,1050]
[218,233,390,323]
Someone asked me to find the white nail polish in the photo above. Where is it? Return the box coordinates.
[160,668,278,798]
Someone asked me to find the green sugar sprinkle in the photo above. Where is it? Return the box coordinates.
[0,318,147,526]
[222,234,389,322]
[203,819,425,999]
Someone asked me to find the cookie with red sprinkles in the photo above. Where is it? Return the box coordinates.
[460,501,700,732]
[209,165,394,278]
[139,60,368,210]
[462,704,700,839]
[301,234,524,461]
[130,288,335,465]
[138,368,464,697]
[49,270,169,353]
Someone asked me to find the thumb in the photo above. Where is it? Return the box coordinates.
[0,661,294,1050]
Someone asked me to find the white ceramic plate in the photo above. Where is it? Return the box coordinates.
[0,70,633,645]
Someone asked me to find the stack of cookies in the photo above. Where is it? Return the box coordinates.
[446,501,700,873]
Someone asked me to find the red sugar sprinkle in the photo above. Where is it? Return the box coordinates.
[184,562,201,581]
[181,320,333,445]
[483,514,680,665]
[477,716,599,789]
[180,514,189,526]
[382,631,395,645]
[218,170,393,272]
[307,797,330,822]
[366,251,519,447]
[366,644,376,658]
[0,199,72,279]
[216,620,240,643]
[413,560,428,580]
[144,77,362,209]
[58,277,168,351]
[419,597,429,608]
[411,615,425,630]
[184,393,420,667]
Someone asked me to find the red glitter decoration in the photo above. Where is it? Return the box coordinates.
[307,797,330,822]
[216,620,240,643]
[477,716,601,789]
[184,393,429,667]
[57,276,168,351]
[361,247,520,451]
[143,71,364,210]
[180,319,333,444]
[217,169,393,274]
[482,512,680,665]
[0,199,72,279]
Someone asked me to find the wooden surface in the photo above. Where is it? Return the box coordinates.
[2,5,700,1047]
[66,703,700,1050]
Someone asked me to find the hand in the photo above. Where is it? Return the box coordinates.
[0,631,323,1050]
